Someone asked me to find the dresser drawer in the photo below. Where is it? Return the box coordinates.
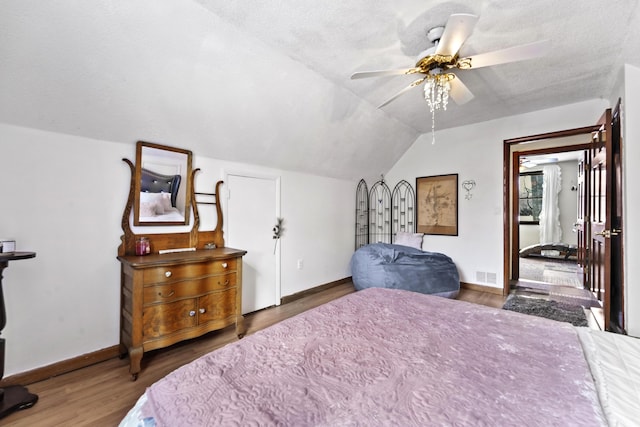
[143,298,197,339]
[142,258,237,284]
[198,288,237,324]
[143,272,237,304]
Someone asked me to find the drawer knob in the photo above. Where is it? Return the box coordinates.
[199,308,206,314]
[189,310,196,317]
[219,280,230,286]
[221,262,228,269]
[165,271,172,278]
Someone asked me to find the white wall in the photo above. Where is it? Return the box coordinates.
[0,123,354,376]
[622,64,640,336]
[519,225,540,249]
[385,99,608,290]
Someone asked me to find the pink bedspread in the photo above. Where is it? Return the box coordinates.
[140,288,605,426]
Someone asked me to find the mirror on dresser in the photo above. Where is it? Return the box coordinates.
[134,141,193,226]
[119,141,226,256]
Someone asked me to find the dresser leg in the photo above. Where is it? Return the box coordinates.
[235,315,246,338]
[128,347,143,381]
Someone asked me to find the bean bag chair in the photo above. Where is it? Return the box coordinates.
[350,243,460,298]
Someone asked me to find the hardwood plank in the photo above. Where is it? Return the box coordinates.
[457,287,508,308]
[2,282,502,426]
[460,281,505,295]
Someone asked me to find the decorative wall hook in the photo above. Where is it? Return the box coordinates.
[462,180,476,200]
[273,217,284,254]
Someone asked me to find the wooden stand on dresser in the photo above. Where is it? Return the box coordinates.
[118,248,246,380]
[119,154,246,380]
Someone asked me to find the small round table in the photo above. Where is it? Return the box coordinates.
[0,251,38,419]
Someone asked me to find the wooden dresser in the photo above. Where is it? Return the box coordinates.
[118,248,246,380]
[118,152,244,379]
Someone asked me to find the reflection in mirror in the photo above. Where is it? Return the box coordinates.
[134,141,193,226]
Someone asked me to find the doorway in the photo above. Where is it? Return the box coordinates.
[504,126,600,318]
[503,106,624,332]
[225,172,281,314]
[517,150,585,289]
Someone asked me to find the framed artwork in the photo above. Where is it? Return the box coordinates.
[416,174,458,236]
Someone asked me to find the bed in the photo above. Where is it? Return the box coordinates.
[138,168,184,222]
[350,243,460,298]
[120,287,640,426]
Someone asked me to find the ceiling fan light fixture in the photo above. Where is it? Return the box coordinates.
[424,72,453,144]
[350,12,548,145]
[424,72,453,112]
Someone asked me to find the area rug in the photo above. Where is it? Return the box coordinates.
[502,294,588,327]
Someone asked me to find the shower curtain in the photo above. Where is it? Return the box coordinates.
[539,165,562,246]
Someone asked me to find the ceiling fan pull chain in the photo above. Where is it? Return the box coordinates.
[431,110,436,145]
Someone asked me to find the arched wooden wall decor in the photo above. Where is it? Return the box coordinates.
[355,179,369,250]
[391,180,415,241]
[369,179,392,244]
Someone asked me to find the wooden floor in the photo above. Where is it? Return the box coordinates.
[2,283,504,426]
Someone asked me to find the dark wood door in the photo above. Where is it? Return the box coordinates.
[589,106,623,332]
[589,118,607,309]
[609,103,624,332]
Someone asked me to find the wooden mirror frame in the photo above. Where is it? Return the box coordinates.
[118,143,225,257]
[133,141,193,226]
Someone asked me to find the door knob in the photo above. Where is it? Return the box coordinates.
[595,229,620,238]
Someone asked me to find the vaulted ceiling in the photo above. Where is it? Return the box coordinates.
[1,1,638,180]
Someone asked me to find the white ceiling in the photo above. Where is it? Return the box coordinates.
[521,151,583,166]
[1,1,639,180]
[196,0,640,132]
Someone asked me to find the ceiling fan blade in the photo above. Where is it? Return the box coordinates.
[350,68,418,79]
[462,39,551,69]
[435,14,479,57]
[378,77,427,108]
[449,76,474,105]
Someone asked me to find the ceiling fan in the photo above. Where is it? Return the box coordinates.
[351,13,550,110]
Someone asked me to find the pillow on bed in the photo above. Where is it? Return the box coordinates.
[140,192,165,214]
[139,201,157,217]
[160,192,173,211]
[394,231,424,250]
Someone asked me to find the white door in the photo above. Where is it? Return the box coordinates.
[226,173,279,314]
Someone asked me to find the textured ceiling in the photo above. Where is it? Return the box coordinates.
[196,0,640,132]
[1,1,639,180]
